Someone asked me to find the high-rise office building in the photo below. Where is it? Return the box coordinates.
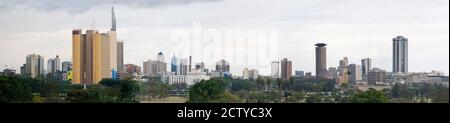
[361,58,372,77]
[215,59,230,73]
[47,55,61,74]
[72,29,113,84]
[72,7,120,84]
[189,56,192,72]
[349,64,362,83]
[143,52,167,76]
[24,54,45,78]
[195,62,205,71]
[315,43,327,78]
[368,68,387,85]
[171,54,178,73]
[271,61,279,79]
[178,58,189,75]
[393,36,408,73]
[338,57,349,84]
[143,60,156,76]
[249,69,259,80]
[242,68,249,80]
[280,58,292,80]
[117,42,124,78]
[47,59,53,74]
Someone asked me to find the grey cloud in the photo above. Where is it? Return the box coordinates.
[0,0,223,14]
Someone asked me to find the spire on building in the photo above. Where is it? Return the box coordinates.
[111,6,117,31]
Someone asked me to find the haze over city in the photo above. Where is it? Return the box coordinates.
[0,0,448,76]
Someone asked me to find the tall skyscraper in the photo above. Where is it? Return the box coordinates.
[189,56,192,72]
[171,54,178,73]
[72,7,121,84]
[117,41,124,78]
[47,55,61,74]
[393,36,408,73]
[348,64,362,83]
[72,29,112,84]
[215,59,230,73]
[178,58,189,75]
[338,57,349,84]
[280,58,292,80]
[47,58,53,74]
[24,54,45,78]
[271,61,279,79]
[315,43,327,78]
[361,58,372,77]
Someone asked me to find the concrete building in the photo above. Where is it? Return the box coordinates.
[2,68,16,76]
[249,69,259,80]
[24,54,45,78]
[47,55,61,74]
[368,68,387,85]
[271,61,280,79]
[195,62,206,72]
[349,64,362,83]
[338,57,349,84]
[72,7,120,84]
[72,29,113,84]
[61,61,72,72]
[242,68,249,80]
[315,43,328,78]
[280,58,292,80]
[117,41,124,79]
[215,59,230,73]
[161,71,210,85]
[393,36,408,73]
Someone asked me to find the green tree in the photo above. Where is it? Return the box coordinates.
[230,79,255,92]
[306,94,322,103]
[0,76,33,103]
[119,80,141,103]
[266,78,272,91]
[256,77,266,91]
[65,89,99,103]
[350,88,389,103]
[187,79,225,103]
[276,79,283,90]
[286,92,305,103]
[214,92,240,103]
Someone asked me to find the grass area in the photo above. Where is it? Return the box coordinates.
[139,96,187,103]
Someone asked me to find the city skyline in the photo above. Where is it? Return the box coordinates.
[0,0,448,76]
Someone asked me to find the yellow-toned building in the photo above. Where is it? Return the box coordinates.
[72,29,116,84]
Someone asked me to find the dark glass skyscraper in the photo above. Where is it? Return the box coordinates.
[315,43,327,78]
[393,36,408,73]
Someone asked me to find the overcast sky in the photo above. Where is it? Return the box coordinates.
[0,0,448,76]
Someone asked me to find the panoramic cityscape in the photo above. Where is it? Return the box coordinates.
[0,0,448,103]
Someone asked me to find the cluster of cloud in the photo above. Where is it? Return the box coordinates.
[0,0,222,14]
